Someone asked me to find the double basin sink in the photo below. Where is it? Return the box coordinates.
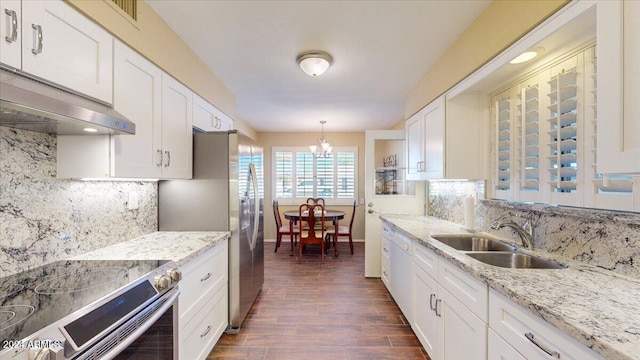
[431,234,565,269]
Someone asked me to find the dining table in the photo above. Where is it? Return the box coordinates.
[283,209,345,257]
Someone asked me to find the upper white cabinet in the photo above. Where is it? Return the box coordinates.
[193,94,234,132]
[597,0,640,174]
[57,41,192,180]
[406,96,444,180]
[0,0,21,69]
[1,0,113,103]
[406,94,485,180]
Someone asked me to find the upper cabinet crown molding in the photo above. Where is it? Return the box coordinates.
[1,0,114,103]
[596,0,640,174]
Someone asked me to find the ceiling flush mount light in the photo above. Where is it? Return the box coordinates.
[310,120,332,157]
[509,47,544,64]
[297,50,333,76]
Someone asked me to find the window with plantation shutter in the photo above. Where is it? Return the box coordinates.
[273,147,358,205]
[490,44,637,211]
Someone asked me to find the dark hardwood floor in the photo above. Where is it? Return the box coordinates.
[207,241,430,359]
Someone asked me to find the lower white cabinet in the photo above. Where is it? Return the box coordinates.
[489,288,605,360]
[179,238,228,360]
[381,229,391,290]
[488,328,526,360]
[389,230,412,321]
[411,242,488,360]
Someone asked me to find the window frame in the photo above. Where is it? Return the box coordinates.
[272,146,358,206]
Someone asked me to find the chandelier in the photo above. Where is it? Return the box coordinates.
[309,120,332,157]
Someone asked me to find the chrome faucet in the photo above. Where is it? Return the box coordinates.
[489,215,534,250]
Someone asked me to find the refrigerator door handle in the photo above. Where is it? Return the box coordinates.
[248,163,259,251]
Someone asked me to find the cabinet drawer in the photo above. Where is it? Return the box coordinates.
[381,251,390,289]
[488,328,526,360]
[179,239,228,326]
[438,259,487,321]
[489,289,605,360]
[413,242,438,280]
[179,284,228,360]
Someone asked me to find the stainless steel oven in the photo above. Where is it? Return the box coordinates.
[0,260,181,360]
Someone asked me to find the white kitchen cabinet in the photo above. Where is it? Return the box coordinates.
[57,41,192,180]
[406,94,485,180]
[0,0,113,103]
[488,329,526,360]
[160,72,193,179]
[0,0,21,69]
[411,241,488,360]
[179,238,229,360]
[381,227,391,290]
[193,94,234,132]
[489,288,605,360]
[597,0,640,174]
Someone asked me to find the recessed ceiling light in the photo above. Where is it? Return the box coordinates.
[83,127,98,133]
[509,47,544,64]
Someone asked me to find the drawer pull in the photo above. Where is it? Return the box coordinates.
[200,325,212,338]
[200,272,212,282]
[383,247,389,253]
[525,332,560,358]
[429,294,436,311]
[435,299,442,317]
[5,9,17,43]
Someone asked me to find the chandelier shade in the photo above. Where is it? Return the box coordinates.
[310,121,332,157]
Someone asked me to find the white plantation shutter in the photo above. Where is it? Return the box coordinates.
[336,152,356,199]
[273,147,357,205]
[519,84,541,192]
[495,96,512,193]
[296,152,314,198]
[274,151,293,198]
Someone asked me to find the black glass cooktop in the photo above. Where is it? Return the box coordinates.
[0,260,169,346]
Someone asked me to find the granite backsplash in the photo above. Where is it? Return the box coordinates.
[0,127,158,277]
[428,180,640,279]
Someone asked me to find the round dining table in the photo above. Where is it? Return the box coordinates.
[283,210,345,256]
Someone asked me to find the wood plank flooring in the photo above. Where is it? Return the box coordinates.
[207,242,430,360]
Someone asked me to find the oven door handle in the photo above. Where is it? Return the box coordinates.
[99,289,179,359]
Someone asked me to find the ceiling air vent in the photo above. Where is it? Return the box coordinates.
[110,0,137,21]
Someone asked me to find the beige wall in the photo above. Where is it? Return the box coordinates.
[258,132,366,243]
[405,0,568,119]
[67,0,257,140]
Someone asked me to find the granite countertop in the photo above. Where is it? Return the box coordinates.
[380,214,640,360]
[71,231,230,267]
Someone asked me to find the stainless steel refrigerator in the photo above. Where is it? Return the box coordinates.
[158,131,264,333]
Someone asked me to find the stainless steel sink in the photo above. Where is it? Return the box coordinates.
[466,252,566,269]
[431,234,517,252]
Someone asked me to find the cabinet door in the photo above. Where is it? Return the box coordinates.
[597,0,640,174]
[161,73,193,179]
[0,0,21,69]
[21,0,113,103]
[217,114,233,131]
[423,96,445,179]
[406,111,424,179]
[112,40,162,178]
[412,264,440,360]
[440,287,487,360]
[488,329,526,360]
[193,94,218,132]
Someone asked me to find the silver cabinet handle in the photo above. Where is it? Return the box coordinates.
[31,24,43,54]
[383,246,389,253]
[164,150,170,167]
[525,333,560,358]
[429,294,436,311]
[435,299,442,317]
[200,272,212,282]
[214,116,221,129]
[156,150,163,167]
[382,270,388,277]
[5,9,17,43]
[200,325,212,338]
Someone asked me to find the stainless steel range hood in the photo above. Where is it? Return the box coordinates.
[0,69,135,135]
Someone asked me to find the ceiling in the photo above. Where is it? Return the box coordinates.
[146,0,491,133]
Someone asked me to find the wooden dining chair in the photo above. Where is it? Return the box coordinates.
[326,200,356,255]
[298,203,326,264]
[273,200,299,253]
[306,197,325,206]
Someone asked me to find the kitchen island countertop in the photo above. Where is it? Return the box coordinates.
[381,214,640,360]
[71,231,230,267]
